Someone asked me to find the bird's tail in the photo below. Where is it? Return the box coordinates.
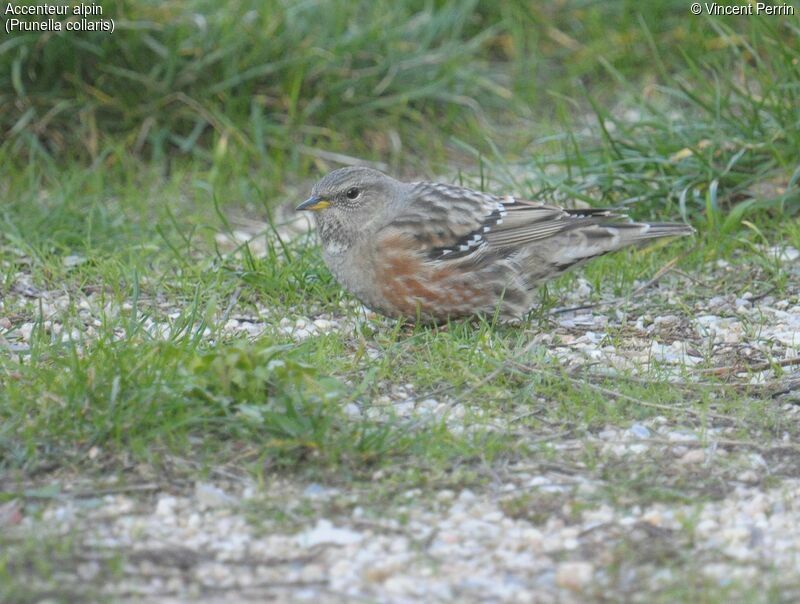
[610,221,696,246]
[521,219,694,287]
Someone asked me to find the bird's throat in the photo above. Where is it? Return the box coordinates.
[317,215,352,256]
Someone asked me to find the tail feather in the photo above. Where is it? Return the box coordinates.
[565,220,695,251]
[623,221,696,242]
[521,220,694,287]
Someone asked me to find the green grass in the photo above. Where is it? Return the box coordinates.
[3,1,798,201]
[0,0,797,470]
[0,181,793,473]
[0,0,798,476]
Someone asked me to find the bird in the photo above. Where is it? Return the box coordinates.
[296,166,694,323]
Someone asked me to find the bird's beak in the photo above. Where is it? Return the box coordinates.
[295,196,331,212]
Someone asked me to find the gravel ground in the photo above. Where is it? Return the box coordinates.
[6,450,800,602]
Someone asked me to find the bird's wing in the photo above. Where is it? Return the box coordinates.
[376,181,622,261]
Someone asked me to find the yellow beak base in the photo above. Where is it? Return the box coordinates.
[296,197,331,212]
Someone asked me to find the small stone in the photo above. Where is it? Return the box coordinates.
[303,483,338,499]
[768,246,800,262]
[344,403,361,418]
[436,490,455,502]
[304,483,326,498]
[748,453,768,468]
[394,400,414,416]
[653,315,679,327]
[708,296,728,310]
[17,322,35,341]
[155,495,177,517]
[76,561,100,580]
[678,449,705,465]
[556,561,594,592]
[63,254,87,268]
[458,489,476,502]
[628,423,651,439]
[0,500,22,527]
[195,482,234,509]
[598,428,619,441]
[296,519,363,547]
[667,430,698,442]
[739,470,760,484]
[642,510,663,527]
[313,318,336,331]
[418,398,439,414]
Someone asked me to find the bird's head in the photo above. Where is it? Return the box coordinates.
[297,166,403,251]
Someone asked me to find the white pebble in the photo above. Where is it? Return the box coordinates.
[556,561,594,592]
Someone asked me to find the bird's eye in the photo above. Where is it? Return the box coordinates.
[346,187,360,199]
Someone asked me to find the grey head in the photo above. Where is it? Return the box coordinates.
[296,166,406,252]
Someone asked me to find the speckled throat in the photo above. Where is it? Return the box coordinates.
[315,212,356,256]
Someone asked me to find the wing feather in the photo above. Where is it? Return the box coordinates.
[378,182,626,261]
